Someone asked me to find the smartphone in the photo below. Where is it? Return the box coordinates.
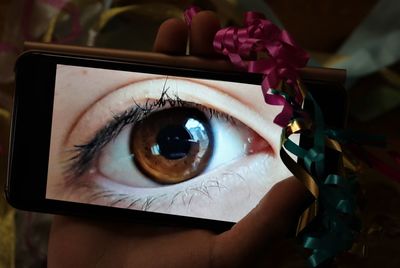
[5,43,347,230]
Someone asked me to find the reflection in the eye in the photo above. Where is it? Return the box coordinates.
[55,75,288,222]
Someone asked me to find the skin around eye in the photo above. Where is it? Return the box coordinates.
[46,66,293,222]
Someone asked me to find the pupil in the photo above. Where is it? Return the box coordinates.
[130,107,214,184]
[156,125,193,160]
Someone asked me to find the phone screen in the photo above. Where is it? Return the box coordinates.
[45,64,294,223]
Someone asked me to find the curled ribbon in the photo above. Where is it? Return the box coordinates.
[212,12,309,127]
[185,7,309,127]
[42,1,82,43]
[279,86,360,266]
[184,7,360,267]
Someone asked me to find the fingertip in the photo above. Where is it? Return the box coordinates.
[263,176,312,218]
[247,176,312,238]
[153,18,188,54]
[213,177,311,266]
[189,10,221,57]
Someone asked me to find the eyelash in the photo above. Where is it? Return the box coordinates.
[64,82,237,180]
[83,176,230,211]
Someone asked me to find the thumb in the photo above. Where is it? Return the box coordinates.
[212,176,312,267]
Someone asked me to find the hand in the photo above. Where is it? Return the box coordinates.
[48,11,309,268]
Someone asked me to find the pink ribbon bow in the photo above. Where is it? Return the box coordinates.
[185,7,309,127]
[214,11,309,127]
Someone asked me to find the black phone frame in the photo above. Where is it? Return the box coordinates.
[5,51,347,231]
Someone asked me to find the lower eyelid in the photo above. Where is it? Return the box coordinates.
[92,153,262,195]
[64,153,290,220]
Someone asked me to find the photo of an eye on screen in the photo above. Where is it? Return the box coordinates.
[46,64,294,223]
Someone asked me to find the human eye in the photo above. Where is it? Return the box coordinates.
[48,72,291,222]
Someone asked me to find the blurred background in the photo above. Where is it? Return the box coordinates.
[0,0,399,267]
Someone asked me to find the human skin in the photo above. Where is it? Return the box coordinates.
[48,11,309,267]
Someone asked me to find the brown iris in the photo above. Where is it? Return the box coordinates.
[130,107,214,184]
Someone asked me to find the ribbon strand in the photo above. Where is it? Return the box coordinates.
[184,7,359,267]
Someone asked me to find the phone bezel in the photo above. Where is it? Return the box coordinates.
[6,51,347,231]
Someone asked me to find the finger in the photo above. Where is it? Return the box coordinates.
[189,11,220,57]
[213,177,312,267]
[48,216,112,267]
[153,18,188,54]
[49,216,215,268]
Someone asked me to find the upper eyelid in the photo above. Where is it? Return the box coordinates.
[62,77,157,147]
[65,77,280,155]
